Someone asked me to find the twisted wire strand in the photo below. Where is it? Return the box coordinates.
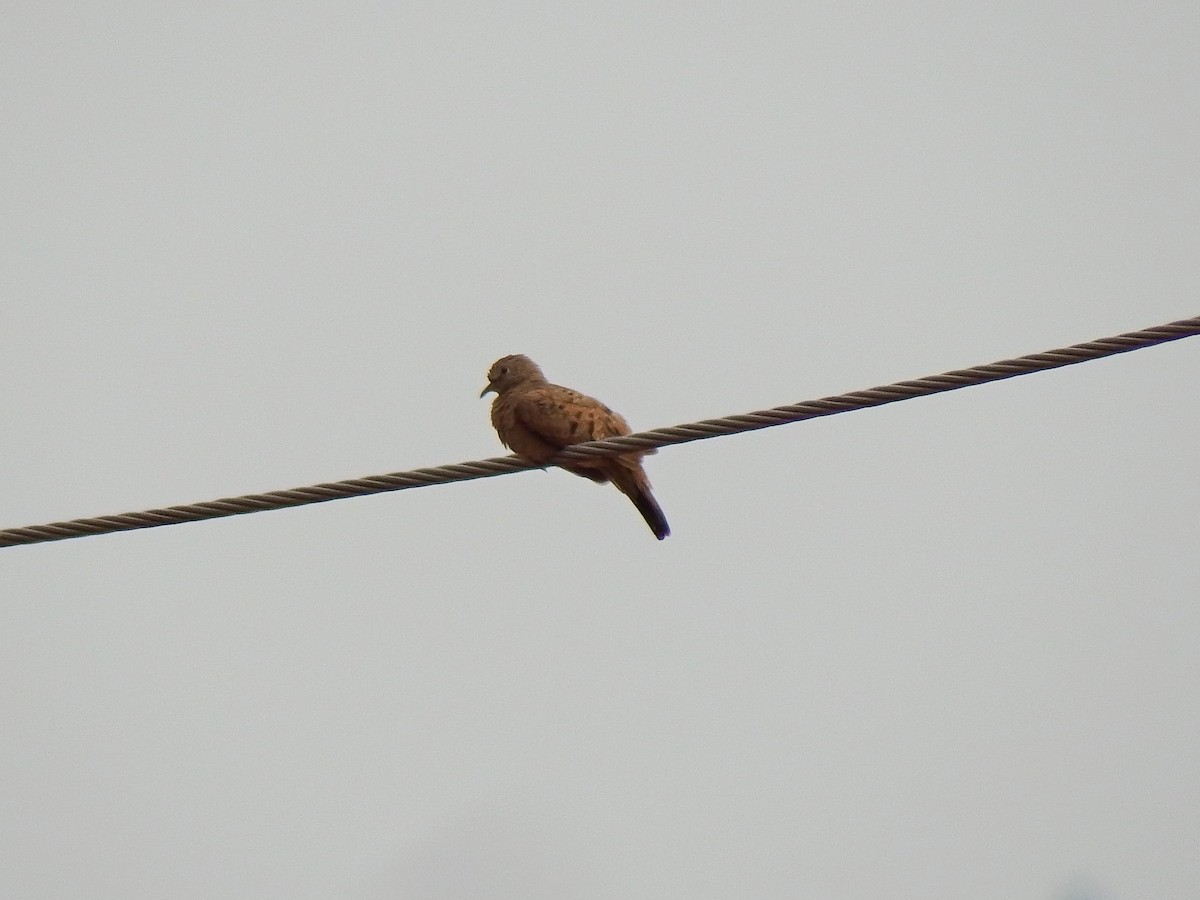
[3,315,1197,548]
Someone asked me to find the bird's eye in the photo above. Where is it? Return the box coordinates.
[499,367,508,376]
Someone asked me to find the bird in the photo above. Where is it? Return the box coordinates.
[481,354,670,540]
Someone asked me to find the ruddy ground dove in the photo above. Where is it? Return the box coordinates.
[481,354,670,540]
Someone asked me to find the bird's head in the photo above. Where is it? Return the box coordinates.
[480,354,545,397]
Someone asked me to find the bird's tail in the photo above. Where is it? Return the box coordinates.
[613,465,670,540]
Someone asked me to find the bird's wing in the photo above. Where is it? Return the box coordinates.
[513,385,631,448]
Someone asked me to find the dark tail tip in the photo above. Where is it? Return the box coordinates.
[632,491,671,540]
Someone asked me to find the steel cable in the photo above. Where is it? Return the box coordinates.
[3,315,1197,548]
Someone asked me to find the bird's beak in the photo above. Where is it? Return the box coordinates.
[480,384,495,398]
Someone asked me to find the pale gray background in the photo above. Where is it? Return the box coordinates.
[2,3,1198,898]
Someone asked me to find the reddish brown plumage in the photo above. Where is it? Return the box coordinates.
[482,355,670,540]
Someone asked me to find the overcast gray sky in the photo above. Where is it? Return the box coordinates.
[2,3,1198,898]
